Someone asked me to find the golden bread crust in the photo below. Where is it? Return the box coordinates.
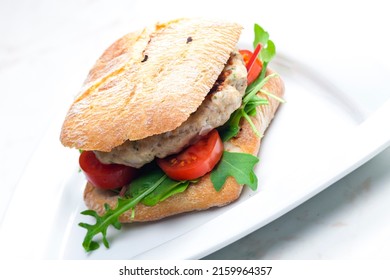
[83,70,284,222]
[60,18,242,151]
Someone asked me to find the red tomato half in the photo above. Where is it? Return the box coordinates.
[157,130,223,181]
[239,49,262,85]
[79,151,137,190]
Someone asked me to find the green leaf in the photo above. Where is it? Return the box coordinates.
[156,181,191,202]
[241,110,261,138]
[78,162,194,252]
[218,109,244,142]
[218,23,279,142]
[260,40,276,63]
[126,164,165,197]
[127,163,191,206]
[245,95,269,116]
[141,178,191,206]
[244,73,279,104]
[253,24,269,49]
[258,40,276,81]
[260,88,286,104]
[78,175,166,252]
[210,151,260,191]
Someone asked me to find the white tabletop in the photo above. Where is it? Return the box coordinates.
[1,0,389,259]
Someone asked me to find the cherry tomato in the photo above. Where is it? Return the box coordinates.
[157,129,223,181]
[79,151,137,190]
[239,49,262,85]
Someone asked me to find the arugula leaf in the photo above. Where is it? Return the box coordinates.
[260,39,276,63]
[218,109,243,142]
[260,88,286,104]
[253,24,275,81]
[253,24,269,49]
[126,164,165,198]
[210,151,260,191]
[219,80,271,142]
[245,95,269,116]
[219,24,278,142]
[244,73,279,105]
[79,163,192,251]
[258,40,276,81]
[128,164,191,206]
[79,174,166,252]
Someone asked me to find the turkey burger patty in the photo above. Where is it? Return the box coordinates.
[95,50,247,168]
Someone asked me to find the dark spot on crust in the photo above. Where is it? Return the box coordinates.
[141,55,148,62]
[186,37,193,43]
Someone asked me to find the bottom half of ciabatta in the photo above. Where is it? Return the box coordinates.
[83,72,284,222]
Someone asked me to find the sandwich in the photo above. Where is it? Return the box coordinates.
[60,18,284,252]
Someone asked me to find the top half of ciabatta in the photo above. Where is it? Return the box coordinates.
[60,18,242,152]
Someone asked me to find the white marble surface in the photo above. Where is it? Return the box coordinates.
[1,0,389,259]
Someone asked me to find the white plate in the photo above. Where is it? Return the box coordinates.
[1,48,390,259]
